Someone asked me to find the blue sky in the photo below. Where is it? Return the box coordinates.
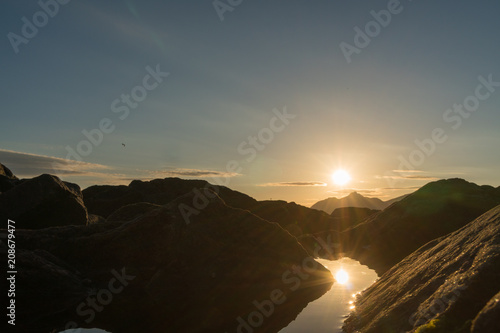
[1,0,499,205]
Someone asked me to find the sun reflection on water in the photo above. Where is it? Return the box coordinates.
[334,268,349,285]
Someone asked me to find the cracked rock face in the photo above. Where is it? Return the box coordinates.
[343,205,500,333]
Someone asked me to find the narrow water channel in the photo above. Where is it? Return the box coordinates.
[279,257,378,333]
[61,258,377,333]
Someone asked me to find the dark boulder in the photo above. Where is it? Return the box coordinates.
[82,178,340,238]
[11,190,333,333]
[4,249,88,333]
[0,163,19,193]
[107,202,162,222]
[341,178,500,273]
[330,207,380,231]
[81,185,142,218]
[0,174,88,229]
[471,291,500,333]
[82,178,257,218]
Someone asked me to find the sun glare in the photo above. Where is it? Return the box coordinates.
[332,169,351,186]
[335,269,349,284]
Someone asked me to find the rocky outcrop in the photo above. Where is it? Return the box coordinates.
[86,214,106,225]
[83,178,257,218]
[0,163,19,192]
[0,174,88,229]
[343,205,500,333]
[330,207,380,231]
[83,178,340,237]
[8,249,89,331]
[9,190,332,333]
[341,179,500,273]
[471,291,500,333]
[106,202,162,222]
[248,200,339,236]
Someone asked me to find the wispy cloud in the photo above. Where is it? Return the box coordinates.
[147,168,240,179]
[0,149,239,188]
[258,181,327,187]
[392,169,424,173]
[0,149,110,177]
[382,186,421,190]
[379,175,440,180]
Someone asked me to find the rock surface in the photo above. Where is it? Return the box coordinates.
[341,179,500,273]
[82,178,257,218]
[471,291,500,333]
[343,205,500,333]
[8,190,332,333]
[0,162,19,192]
[330,207,380,231]
[0,173,88,229]
[83,178,340,238]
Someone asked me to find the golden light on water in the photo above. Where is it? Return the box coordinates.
[332,169,351,186]
[334,269,349,284]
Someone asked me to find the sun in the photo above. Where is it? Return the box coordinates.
[332,169,351,186]
[335,269,349,285]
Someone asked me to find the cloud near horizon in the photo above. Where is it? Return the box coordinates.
[258,181,327,187]
[378,174,440,181]
[0,149,111,177]
[147,168,240,179]
[0,149,240,186]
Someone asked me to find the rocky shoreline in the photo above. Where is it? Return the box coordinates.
[1,162,499,332]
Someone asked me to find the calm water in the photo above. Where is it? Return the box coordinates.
[61,329,109,333]
[279,257,378,333]
[60,258,376,333]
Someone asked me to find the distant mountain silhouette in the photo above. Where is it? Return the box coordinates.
[311,192,405,214]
